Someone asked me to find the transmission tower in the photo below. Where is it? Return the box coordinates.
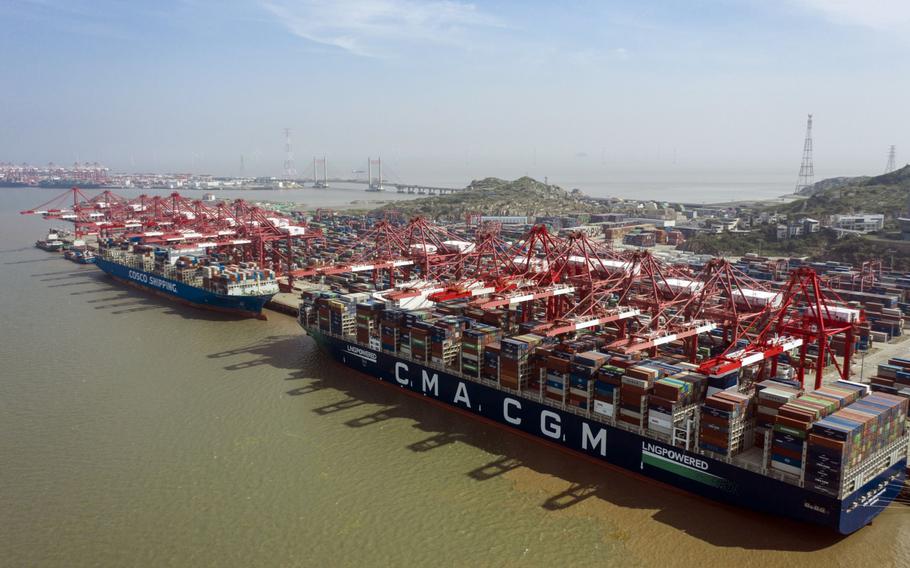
[283,128,297,179]
[794,114,814,194]
[886,145,896,174]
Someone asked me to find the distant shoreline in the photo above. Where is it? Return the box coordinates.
[0,184,806,211]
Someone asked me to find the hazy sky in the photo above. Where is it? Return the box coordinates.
[2,0,909,184]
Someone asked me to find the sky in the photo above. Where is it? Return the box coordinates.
[1,0,909,185]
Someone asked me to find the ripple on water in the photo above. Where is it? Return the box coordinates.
[1,194,910,567]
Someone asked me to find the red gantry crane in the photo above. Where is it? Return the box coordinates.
[697,267,862,389]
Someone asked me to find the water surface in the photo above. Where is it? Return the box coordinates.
[2,187,909,567]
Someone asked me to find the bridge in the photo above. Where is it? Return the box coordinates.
[308,179,466,195]
[300,155,466,195]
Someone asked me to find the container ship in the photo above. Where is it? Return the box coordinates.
[299,290,909,535]
[95,242,279,318]
[38,179,103,189]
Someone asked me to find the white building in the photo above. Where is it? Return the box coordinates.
[830,213,884,234]
[480,216,529,224]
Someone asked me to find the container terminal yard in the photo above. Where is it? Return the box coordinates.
[21,185,910,534]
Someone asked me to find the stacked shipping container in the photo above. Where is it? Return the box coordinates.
[699,391,752,456]
[806,392,909,496]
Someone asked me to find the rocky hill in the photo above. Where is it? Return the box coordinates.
[780,165,910,225]
[797,175,870,196]
[377,176,598,221]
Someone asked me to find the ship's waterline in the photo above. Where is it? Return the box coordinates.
[311,330,907,535]
[2,187,910,567]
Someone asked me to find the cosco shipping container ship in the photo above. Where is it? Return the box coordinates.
[299,290,909,535]
[95,242,279,318]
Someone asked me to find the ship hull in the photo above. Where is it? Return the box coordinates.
[38,181,102,189]
[36,241,63,252]
[94,257,273,318]
[309,330,906,534]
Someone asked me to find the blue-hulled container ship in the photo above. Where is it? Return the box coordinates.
[95,243,278,318]
[299,290,909,535]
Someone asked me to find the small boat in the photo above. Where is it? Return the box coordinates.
[65,249,96,264]
[75,251,96,264]
[35,239,64,252]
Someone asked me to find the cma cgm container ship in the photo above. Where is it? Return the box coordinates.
[95,242,278,318]
[299,290,909,535]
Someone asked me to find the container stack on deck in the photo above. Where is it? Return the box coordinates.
[356,301,383,350]
[526,346,547,394]
[430,317,464,370]
[500,335,542,390]
[649,370,705,435]
[569,351,609,411]
[753,380,800,449]
[481,342,501,383]
[806,391,908,496]
[707,369,739,397]
[461,324,500,379]
[699,391,752,457]
[410,320,433,364]
[593,363,625,419]
[400,311,429,359]
[544,348,572,404]
[380,309,402,353]
[619,365,658,428]
[769,384,866,476]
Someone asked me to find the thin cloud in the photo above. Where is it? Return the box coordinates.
[3,0,139,40]
[260,0,502,57]
[564,47,631,67]
[795,0,910,30]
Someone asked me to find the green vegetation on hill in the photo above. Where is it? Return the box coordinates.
[797,175,869,196]
[377,176,598,221]
[780,165,910,227]
[682,227,910,270]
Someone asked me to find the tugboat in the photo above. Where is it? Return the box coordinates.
[35,230,65,252]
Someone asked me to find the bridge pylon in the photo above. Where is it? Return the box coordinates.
[367,157,383,192]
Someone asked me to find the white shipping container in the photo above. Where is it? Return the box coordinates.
[731,287,782,308]
[622,376,651,389]
[826,305,861,323]
[593,400,614,417]
[648,412,672,429]
[441,240,476,254]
